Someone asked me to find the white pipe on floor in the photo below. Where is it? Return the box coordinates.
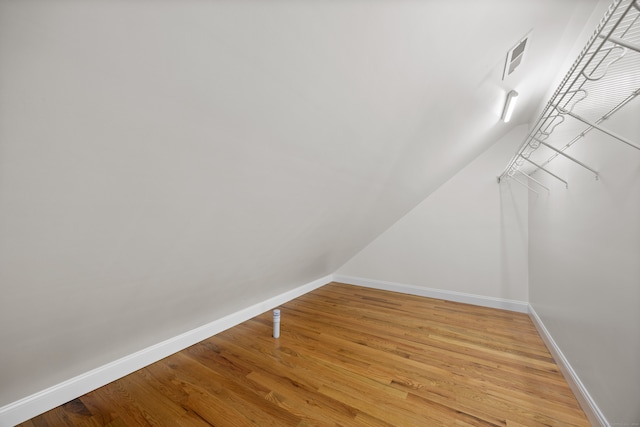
[273,309,281,338]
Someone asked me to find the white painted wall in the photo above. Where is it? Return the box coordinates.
[528,96,640,425]
[338,125,529,303]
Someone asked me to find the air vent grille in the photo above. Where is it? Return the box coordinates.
[503,33,531,79]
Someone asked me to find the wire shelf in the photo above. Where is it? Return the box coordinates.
[498,0,640,191]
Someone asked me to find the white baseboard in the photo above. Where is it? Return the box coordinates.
[527,305,609,427]
[333,275,529,313]
[0,274,334,427]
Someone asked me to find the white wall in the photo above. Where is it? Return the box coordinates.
[338,125,529,303]
[0,0,546,409]
[528,97,640,424]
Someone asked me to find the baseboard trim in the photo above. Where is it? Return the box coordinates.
[0,274,334,427]
[333,275,529,313]
[527,305,609,427]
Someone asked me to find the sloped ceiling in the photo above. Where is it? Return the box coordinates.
[0,0,599,405]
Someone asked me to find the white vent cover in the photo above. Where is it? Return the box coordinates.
[503,32,532,80]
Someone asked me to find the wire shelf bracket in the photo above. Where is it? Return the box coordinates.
[516,169,551,192]
[510,175,540,194]
[555,107,640,151]
[532,137,600,178]
[600,34,640,53]
[521,156,569,188]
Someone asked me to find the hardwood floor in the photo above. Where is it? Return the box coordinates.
[20,282,590,426]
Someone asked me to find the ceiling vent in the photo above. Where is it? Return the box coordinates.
[503,32,532,80]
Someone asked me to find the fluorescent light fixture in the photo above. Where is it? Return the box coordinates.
[501,90,519,122]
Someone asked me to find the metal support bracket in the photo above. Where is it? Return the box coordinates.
[516,169,550,192]
[510,175,540,194]
[599,34,640,53]
[521,156,569,188]
[557,108,640,151]
[532,137,599,179]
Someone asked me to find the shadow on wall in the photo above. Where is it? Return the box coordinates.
[499,179,528,301]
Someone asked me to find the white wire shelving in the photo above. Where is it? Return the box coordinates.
[497,0,640,193]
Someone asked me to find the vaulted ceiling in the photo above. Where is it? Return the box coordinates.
[0,0,601,406]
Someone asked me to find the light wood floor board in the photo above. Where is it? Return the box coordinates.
[19,282,590,426]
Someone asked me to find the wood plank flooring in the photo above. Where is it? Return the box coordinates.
[19,282,590,426]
